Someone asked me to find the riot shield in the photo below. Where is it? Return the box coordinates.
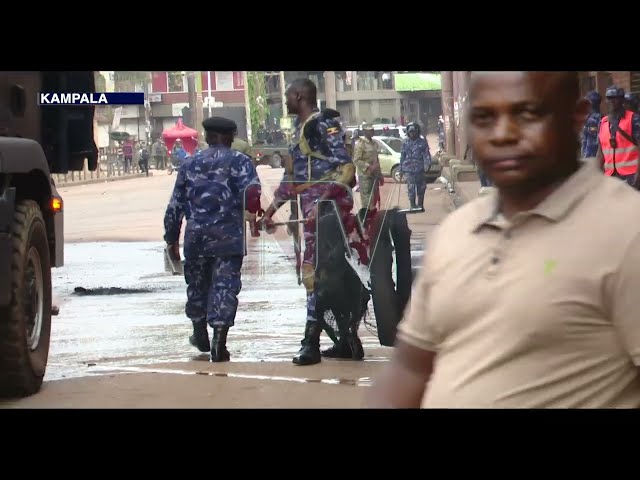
[367,208,412,346]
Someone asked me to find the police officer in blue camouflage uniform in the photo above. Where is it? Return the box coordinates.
[164,117,263,362]
[400,122,431,210]
[625,92,639,113]
[260,78,360,366]
[581,90,602,158]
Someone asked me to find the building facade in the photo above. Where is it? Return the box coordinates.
[95,71,444,148]
[579,71,640,97]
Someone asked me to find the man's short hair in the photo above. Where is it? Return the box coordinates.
[288,78,317,103]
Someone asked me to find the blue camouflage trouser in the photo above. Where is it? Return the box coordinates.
[612,172,636,187]
[184,256,243,327]
[404,171,427,205]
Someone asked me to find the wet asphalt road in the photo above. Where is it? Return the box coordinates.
[50,236,389,382]
[47,165,452,383]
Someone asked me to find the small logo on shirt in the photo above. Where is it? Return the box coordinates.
[544,259,557,276]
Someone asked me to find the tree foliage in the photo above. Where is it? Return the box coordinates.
[246,72,268,134]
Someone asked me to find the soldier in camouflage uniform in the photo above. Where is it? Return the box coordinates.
[260,78,363,366]
[164,116,263,362]
[352,123,382,211]
[400,122,431,210]
[582,91,602,158]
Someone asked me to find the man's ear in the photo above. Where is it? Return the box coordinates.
[575,98,590,135]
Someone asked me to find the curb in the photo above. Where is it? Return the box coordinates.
[56,172,152,188]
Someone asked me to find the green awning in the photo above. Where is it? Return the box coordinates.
[394,73,441,91]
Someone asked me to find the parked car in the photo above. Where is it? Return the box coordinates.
[346,125,403,143]
[373,136,442,183]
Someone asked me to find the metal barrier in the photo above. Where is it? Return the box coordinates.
[53,147,145,185]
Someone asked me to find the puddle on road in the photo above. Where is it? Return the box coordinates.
[82,365,373,387]
[73,287,156,296]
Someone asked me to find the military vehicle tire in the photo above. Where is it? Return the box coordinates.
[369,209,412,346]
[0,200,52,398]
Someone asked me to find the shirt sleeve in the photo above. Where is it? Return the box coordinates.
[352,141,367,171]
[395,226,444,352]
[163,161,187,244]
[608,231,640,365]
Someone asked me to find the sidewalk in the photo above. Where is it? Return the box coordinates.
[377,176,455,242]
[55,171,151,188]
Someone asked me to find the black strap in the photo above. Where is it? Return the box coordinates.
[609,116,638,147]
[616,126,638,146]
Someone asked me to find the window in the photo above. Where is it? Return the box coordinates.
[167,72,186,92]
[385,138,404,153]
[374,128,400,138]
[374,140,388,154]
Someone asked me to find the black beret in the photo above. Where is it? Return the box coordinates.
[202,116,237,133]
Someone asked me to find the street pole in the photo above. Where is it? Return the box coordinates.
[324,71,337,110]
[243,71,252,144]
[143,74,151,146]
[457,71,470,161]
[194,72,204,142]
[207,70,213,118]
[279,70,287,119]
[441,71,455,156]
[187,71,196,128]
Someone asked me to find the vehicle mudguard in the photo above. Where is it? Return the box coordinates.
[369,208,412,346]
[0,137,51,175]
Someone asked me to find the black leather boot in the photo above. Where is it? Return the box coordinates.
[211,326,230,362]
[417,193,425,211]
[347,324,365,360]
[293,321,322,366]
[189,321,210,353]
[321,339,352,359]
[321,325,364,360]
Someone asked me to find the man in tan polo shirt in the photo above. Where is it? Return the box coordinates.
[368,71,640,408]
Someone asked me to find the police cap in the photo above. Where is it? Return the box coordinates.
[361,122,374,130]
[585,90,601,104]
[605,86,625,98]
[624,92,638,103]
[202,116,237,134]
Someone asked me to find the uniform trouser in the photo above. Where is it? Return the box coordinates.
[184,256,243,327]
[404,172,427,206]
[612,171,636,187]
[153,155,165,169]
[299,187,354,324]
[358,175,377,210]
